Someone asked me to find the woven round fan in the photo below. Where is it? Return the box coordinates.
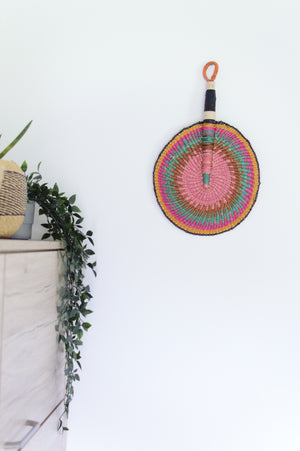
[153,61,260,235]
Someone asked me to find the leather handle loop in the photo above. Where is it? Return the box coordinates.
[203,61,219,82]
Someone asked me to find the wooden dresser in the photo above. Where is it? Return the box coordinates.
[0,240,67,451]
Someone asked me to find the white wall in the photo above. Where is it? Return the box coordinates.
[1,1,300,450]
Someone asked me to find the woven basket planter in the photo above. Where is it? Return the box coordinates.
[0,160,27,238]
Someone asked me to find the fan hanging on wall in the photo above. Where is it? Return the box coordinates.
[153,61,260,235]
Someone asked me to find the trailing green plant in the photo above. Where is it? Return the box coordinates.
[22,162,97,423]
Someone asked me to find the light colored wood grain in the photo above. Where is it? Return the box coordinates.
[0,239,63,254]
[0,250,66,449]
[22,402,67,451]
[3,251,63,339]
[0,255,4,410]
[0,321,65,446]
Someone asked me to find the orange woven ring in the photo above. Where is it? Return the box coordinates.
[203,61,219,81]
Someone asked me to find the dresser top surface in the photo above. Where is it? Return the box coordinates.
[0,239,64,254]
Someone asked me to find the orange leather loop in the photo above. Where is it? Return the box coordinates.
[203,61,219,81]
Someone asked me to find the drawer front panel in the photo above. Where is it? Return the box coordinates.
[0,255,4,404]
[23,402,67,451]
[0,251,65,448]
[3,251,62,339]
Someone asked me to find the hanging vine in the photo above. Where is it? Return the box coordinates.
[22,162,97,423]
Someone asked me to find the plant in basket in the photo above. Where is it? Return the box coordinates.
[0,121,32,237]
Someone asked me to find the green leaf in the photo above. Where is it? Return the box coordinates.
[82,309,93,317]
[0,120,32,159]
[72,206,81,213]
[82,322,92,331]
[21,160,28,172]
[69,194,76,204]
[74,339,83,346]
[85,249,95,256]
[41,223,51,229]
